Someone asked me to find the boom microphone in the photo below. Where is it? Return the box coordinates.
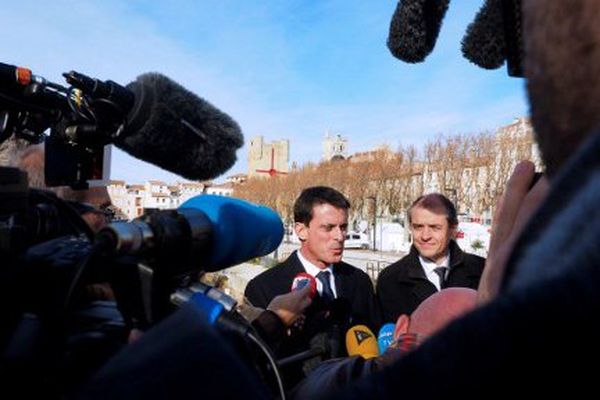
[116,73,244,181]
[345,325,378,359]
[23,67,243,182]
[461,0,506,70]
[386,0,523,77]
[387,0,450,63]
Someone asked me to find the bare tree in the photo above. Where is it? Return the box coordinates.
[235,118,539,228]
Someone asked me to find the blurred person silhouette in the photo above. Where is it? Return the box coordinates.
[320,1,600,398]
[293,288,477,399]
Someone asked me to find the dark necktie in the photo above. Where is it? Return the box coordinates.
[433,266,447,290]
[316,270,335,301]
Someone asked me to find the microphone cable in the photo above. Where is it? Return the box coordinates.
[246,330,286,400]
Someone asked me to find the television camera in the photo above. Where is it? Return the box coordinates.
[0,61,284,398]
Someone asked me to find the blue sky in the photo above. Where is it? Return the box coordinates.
[1,1,528,183]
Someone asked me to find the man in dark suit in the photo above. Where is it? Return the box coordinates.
[377,193,484,323]
[245,186,380,387]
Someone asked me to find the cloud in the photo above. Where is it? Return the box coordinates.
[2,1,528,184]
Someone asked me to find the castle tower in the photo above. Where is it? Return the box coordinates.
[248,136,290,177]
[322,131,348,161]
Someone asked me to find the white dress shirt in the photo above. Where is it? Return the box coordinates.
[418,253,450,291]
[296,250,338,298]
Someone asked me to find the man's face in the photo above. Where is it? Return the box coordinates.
[409,206,456,264]
[295,203,348,269]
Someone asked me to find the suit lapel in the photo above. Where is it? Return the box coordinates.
[407,261,435,302]
[333,263,350,298]
[275,251,309,294]
[398,247,437,303]
[446,241,480,286]
[287,251,307,275]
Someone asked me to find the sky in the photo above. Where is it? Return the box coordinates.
[1,0,528,184]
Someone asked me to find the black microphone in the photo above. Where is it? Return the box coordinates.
[326,298,352,326]
[277,332,330,368]
[323,298,352,358]
[461,0,506,70]
[118,73,243,181]
[62,70,244,181]
[387,0,450,63]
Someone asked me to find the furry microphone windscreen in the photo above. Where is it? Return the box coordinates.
[387,0,450,63]
[117,73,244,181]
[461,0,506,69]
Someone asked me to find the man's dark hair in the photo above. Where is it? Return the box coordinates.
[408,193,458,226]
[293,186,350,225]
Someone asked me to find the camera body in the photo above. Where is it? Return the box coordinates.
[1,64,130,189]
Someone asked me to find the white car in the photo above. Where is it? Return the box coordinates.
[344,232,370,249]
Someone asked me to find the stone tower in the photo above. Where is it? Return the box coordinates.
[248,136,290,177]
[322,131,348,161]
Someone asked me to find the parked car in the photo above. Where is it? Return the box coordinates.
[344,232,370,249]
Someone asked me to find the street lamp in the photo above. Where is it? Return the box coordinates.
[367,196,377,251]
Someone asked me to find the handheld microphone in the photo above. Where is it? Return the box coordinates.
[277,332,330,368]
[387,0,450,63]
[304,298,352,360]
[98,195,284,272]
[291,273,317,299]
[377,323,395,354]
[345,325,378,359]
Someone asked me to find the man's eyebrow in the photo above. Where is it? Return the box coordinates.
[321,223,346,228]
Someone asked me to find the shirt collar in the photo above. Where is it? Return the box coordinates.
[296,249,334,277]
[418,252,450,275]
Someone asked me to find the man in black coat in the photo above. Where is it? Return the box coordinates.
[377,193,484,323]
[245,186,380,388]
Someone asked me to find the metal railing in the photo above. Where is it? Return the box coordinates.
[365,260,391,283]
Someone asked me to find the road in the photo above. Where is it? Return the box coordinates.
[274,242,405,279]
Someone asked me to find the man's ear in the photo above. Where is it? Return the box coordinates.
[449,224,458,240]
[393,314,411,341]
[294,222,308,242]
